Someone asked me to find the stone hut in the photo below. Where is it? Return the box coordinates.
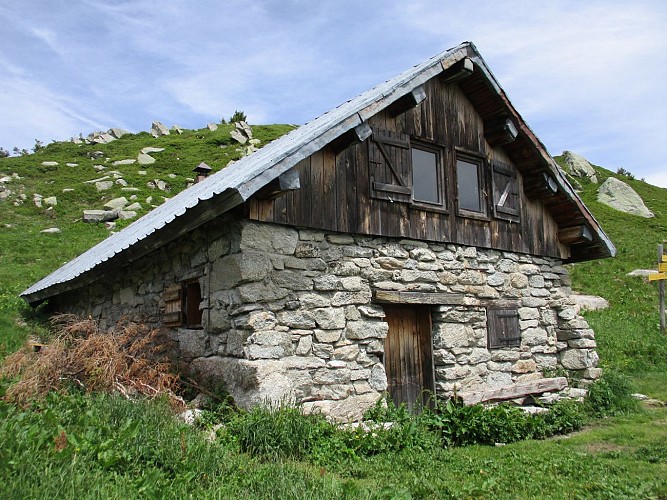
[21,42,615,421]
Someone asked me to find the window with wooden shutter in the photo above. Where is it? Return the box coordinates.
[369,127,412,203]
[163,280,203,329]
[487,307,521,348]
[163,285,183,327]
[492,160,521,222]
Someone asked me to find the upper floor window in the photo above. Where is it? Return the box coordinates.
[456,155,486,215]
[411,145,442,206]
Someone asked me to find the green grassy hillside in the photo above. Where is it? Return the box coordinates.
[553,155,667,399]
[0,124,294,354]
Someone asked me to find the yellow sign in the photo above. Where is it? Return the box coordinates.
[663,255,667,262]
[660,263,667,272]
[649,272,667,281]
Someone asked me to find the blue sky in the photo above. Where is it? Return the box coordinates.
[1,0,666,187]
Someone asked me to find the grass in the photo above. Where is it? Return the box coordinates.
[0,135,666,497]
[0,391,664,499]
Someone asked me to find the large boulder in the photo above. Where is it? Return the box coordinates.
[562,151,598,183]
[150,121,170,137]
[597,177,654,218]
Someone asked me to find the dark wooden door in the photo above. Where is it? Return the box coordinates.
[384,306,435,410]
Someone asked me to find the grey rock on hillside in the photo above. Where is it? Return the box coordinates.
[597,177,654,218]
[562,151,598,183]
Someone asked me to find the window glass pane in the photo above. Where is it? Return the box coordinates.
[412,148,439,204]
[457,158,481,212]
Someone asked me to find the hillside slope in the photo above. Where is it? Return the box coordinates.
[552,154,667,397]
[0,123,294,352]
[1,133,666,397]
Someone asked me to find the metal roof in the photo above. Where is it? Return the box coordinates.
[20,41,614,304]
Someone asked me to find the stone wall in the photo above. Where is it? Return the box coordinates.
[53,217,600,420]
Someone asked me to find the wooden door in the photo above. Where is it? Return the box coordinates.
[384,306,435,410]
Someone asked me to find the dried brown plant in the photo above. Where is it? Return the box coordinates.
[0,314,183,408]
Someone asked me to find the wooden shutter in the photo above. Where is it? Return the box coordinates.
[492,160,520,222]
[163,285,183,327]
[369,127,412,202]
[487,308,521,348]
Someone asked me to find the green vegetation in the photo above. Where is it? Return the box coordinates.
[0,137,665,497]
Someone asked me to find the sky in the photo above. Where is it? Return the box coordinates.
[1,0,666,187]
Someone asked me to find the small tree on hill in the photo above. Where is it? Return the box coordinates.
[229,110,247,123]
[0,147,9,158]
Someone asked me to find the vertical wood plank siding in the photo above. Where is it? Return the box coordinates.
[246,79,564,258]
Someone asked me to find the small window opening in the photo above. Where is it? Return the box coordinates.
[163,279,203,329]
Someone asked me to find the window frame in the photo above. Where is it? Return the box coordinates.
[163,279,203,329]
[455,150,488,219]
[487,307,521,349]
[409,141,447,211]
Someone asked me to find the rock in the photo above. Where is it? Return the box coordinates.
[41,161,58,167]
[236,121,253,139]
[178,409,204,425]
[627,269,658,278]
[148,179,168,191]
[108,128,130,139]
[112,159,136,166]
[83,209,119,223]
[33,194,43,207]
[562,151,598,183]
[43,196,57,207]
[84,175,110,184]
[150,120,170,137]
[171,125,183,134]
[571,294,609,312]
[230,129,247,144]
[88,151,105,159]
[115,179,128,187]
[90,132,115,144]
[137,153,156,165]
[66,163,78,167]
[62,188,74,193]
[119,210,137,220]
[597,177,654,218]
[125,202,142,211]
[103,197,129,210]
[40,227,61,234]
[138,170,147,176]
[95,181,114,191]
[93,165,106,171]
[141,147,165,154]
[207,123,218,131]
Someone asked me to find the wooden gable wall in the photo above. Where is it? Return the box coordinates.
[246,77,568,259]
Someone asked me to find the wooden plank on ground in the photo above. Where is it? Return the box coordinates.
[457,377,568,406]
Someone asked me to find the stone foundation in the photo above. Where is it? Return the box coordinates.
[53,218,600,420]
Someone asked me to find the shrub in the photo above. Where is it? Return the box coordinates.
[0,314,182,407]
[225,403,333,460]
[229,110,247,123]
[585,369,639,417]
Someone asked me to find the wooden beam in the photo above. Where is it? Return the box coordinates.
[559,225,593,244]
[375,290,467,305]
[329,121,372,154]
[485,117,519,146]
[254,168,301,200]
[456,377,568,405]
[441,57,474,83]
[387,85,427,117]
